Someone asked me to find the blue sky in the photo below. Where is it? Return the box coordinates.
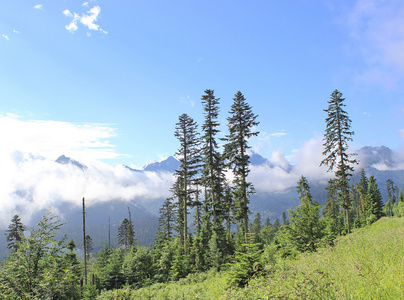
[1,0,404,168]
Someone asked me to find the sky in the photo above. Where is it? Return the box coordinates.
[1,0,403,166]
[0,0,404,225]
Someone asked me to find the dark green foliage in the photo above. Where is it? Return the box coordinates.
[82,284,99,300]
[229,233,263,287]
[122,246,154,288]
[192,187,203,236]
[359,168,368,194]
[323,179,342,243]
[155,197,175,245]
[276,176,323,256]
[385,178,397,216]
[273,218,280,233]
[222,181,234,240]
[224,91,259,243]
[153,240,175,282]
[367,175,384,222]
[259,221,274,246]
[208,231,222,270]
[320,89,358,233]
[95,247,125,290]
[190,230,207,272]
[281,211,288,226]
[251,212,263,244]
[5,214,26,252]
[251,212,262,235]
[386,178,397,204]
[169,238,191,281]
[64,239,82,280]
[117,217,135,249]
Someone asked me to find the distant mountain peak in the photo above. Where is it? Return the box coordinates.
[249,151,270,166]
[143,156,181,173]
[56,155,87,171]
[357,146,395,170]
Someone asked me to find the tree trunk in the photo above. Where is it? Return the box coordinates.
[82,197,87,285]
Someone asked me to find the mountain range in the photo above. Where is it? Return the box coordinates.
[53,146,404,219]
[1,146,402,259]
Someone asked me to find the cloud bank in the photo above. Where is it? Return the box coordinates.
[1,115,402,228]
[0,115,174,228]
[249,138,333,194]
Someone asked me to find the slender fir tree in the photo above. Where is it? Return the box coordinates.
[320,89,358,233]
[117,216,135,249]
[224,91,259,243]
[5,214,26,252]
[277,176,323,254]
[201,89,225,235]
[367,175,384,221]
[174,113,201,254]
[156,197,175,243]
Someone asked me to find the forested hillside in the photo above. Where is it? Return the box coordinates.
[99,217,404,299]
[0,89,403,299]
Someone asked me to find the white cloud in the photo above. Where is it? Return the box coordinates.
[34,4,43,10]
[2,35,9,40]
[13,30,19,34]
[249,138,332,194]
[80,6,101,31]
[63,9,73,17]
[0,153,174,228]
[0,115,174,228]
[64,5,106,34]
[65,13,80,32]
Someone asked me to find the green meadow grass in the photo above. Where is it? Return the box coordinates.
[99,217,404,299]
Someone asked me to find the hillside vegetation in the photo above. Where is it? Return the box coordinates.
[100,217,404,299]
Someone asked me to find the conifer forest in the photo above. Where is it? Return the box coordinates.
[0,89,403,299]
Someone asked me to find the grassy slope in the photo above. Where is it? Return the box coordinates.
[100,217,404,299]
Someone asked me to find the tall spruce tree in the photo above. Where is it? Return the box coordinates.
[359,169,368,194]
[6,215,26,252]
[156,197,175,243]
[174,113,201,254]
[367,175,384,221]
[277,176,323,254]
[386,179,396,204]
[386,179,396,216]
[224,91,259,243]
[200,89,227,264]
[117,217,135,249]
[320,89,358,233]
[201,89,225,234]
